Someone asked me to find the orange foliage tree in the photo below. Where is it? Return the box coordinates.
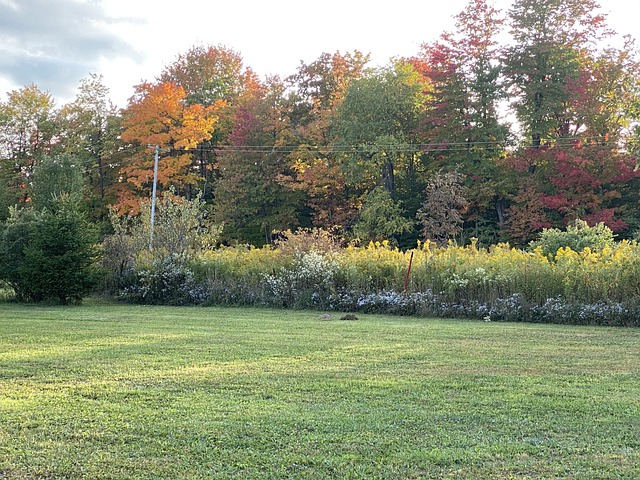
[115,81,223,214]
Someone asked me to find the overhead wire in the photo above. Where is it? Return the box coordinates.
[0,135,627,185]
[170,136,619,154]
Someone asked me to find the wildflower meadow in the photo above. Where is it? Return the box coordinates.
[107,227,640,326]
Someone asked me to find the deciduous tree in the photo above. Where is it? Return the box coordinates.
[413,0,509,241]
[0,84,59,206]
[353,186,413,244]
[116,81,223,214]
[334,61,430,195]
[159,45,263,200]
[214,78,302,245]
[57,74,122,223]
[417,170,469,246]
[504,0,611,148]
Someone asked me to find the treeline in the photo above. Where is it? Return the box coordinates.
[1,0,640,248]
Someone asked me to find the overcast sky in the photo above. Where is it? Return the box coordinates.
[0,0,638,108]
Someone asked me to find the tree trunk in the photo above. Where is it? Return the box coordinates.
[495,198,507,225]
[382,158,394,193]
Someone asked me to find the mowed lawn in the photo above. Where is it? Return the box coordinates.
[0,303,638,479]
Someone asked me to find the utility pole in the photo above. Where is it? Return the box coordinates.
[149,144,159,250]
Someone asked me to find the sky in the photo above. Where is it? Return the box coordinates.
[0,0,638,109]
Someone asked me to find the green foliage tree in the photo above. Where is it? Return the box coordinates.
[282,51,370,230]
[29,154,84,211]
[353,186,413,243]
[0,195,100,303]
[0,154,101,303]
[504,0,610,149]
[0,84,59,207]
[0,177,11,223]
[333,61,430,195]
[57,74,122,224]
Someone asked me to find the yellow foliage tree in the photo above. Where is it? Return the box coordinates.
[115,81,223,214]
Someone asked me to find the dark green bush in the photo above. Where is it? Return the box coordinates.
[0,197,101,304]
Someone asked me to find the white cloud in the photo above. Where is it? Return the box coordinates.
[0,0,139,101]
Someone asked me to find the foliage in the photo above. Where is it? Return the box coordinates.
[118,254,205,305]
[264,249,339,308]
[541,146,639,231]
[504,0,610,146]
[116,81,223,213]
[0,84,59,208]
[415,0,508,158]
[0,196,100,304]
[283,51,370,230]
[103,228,640,326]
[158,44,259,107]
[157,45,263,201]
[530,218,615,258]
[503,180,553,244]
[29,154,84,210]
[288,50,370,116]
[0,175,12,222]
[417,170,469,246]
[412,0,509,239]
[273,227,345,256]
[213,78,302,245]
[333,62,429,197]
[352,187,413,243]
[286,151,356,229]
[3,1,640,251]
[56,74,122,225]
[103,191,221,293]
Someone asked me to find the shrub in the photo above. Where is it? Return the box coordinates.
[118,254,205,305]
[0,197,101,304]
[197,245,287,306]
[103,192,221,294]
[335,241,407,293]
[102,224,640,325]
[417,170,468,246]
[273,227,344,256]
[530,219,615,259]
[264,250,338,308]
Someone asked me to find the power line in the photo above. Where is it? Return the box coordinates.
[178,136,619,154]
[0,136,629,185]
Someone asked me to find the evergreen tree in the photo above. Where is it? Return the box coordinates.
[0,155,101,303]
[0,196,100,304]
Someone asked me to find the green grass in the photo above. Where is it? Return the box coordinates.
[0,302,638,479]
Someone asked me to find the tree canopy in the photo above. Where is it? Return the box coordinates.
[1,0,639,248]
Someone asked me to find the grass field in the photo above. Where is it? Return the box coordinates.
[0,302,638,479]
